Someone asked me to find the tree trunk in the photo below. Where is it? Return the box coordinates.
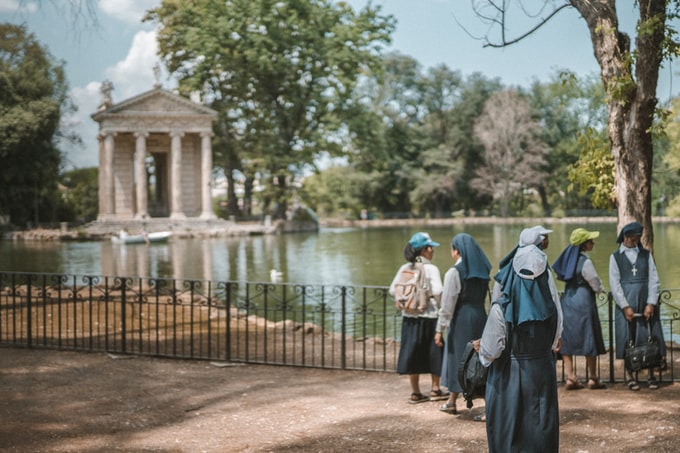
[272,174,288,220]
[537,185,551,217]
[226,167,239,218]
[571,0,664,251]
[244,175,254,217]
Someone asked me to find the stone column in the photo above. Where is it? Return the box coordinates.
[200,131,215,219]
[96,134,105,221]
[97,131,116,220]
[169,130,186,219]
[134,131,149,219]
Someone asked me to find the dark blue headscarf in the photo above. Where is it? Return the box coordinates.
[551,244,581,282]
[616,221,643,244]
[451,233,492,281]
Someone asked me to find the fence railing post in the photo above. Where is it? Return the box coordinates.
[26,274,32,348]
[608,291,615,383]
[119,277,127,353]
[341,286,347,370]
[225,282,231,362]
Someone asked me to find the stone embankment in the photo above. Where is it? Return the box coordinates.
[6,215,680,241]
[319,216,619,228]
[3,218,319,241]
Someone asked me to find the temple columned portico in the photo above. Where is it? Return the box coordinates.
[92,83,218,222]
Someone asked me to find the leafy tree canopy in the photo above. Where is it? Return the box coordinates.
[0,23,72,226]
[145,0,395,218]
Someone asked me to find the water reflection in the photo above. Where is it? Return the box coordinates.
[4,221,680,347]
[2,221,680,290]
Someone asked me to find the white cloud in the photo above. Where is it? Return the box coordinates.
[63,29,169,169]
[64,82,102,168]
[105,30,160,100]
[0,0,37,13]
[98,0,159,24]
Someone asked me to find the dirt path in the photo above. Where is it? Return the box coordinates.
[1,346,678,452]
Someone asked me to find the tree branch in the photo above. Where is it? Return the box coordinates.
[482,2,572,48]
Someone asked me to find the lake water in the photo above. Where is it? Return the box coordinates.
[2,221,680,291]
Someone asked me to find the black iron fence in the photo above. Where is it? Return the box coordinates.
[1,272,679,383]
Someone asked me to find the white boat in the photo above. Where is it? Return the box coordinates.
[111,231,172,245]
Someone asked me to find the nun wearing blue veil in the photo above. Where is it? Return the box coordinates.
[479,227,563,453]
[434,233,492,415]
[552,228,607,390]
[609,221,665,390]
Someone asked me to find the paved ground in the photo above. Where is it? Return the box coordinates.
[1,346,679,452]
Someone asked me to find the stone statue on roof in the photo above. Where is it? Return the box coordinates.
[98,80,114,111]
[153,63,162,89]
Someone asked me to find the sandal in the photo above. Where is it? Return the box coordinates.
[627,380,640,391]
[409,392,429,404]
[648,379,659,390]
[565,378,584,390]
[439,402,458,415]
[429,389,450,401]
[587,378,607,390]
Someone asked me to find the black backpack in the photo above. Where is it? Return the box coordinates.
[458,340,488,409]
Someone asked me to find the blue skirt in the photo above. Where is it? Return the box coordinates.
[560,285,605,356]
[397,317,443,375]
[442,304,486,392]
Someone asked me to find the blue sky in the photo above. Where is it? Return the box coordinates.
[1,0,677,169]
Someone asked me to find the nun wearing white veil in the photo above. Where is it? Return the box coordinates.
[478,227,563,453]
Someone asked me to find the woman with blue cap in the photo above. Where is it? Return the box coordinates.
[389,232,446,404]
[609,221,665,390]
[552,228,607,390]
[434,233,492,416]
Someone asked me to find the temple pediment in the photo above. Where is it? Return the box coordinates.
[92,88,217,121]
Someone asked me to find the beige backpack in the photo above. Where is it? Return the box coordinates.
[393,261,430,314]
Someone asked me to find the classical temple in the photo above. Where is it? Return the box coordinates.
[91,80,217,221]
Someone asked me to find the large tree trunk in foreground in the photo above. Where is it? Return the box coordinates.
[571,0,665,250]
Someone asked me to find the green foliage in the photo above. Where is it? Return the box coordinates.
[347,58,502,216]
[0,23,71,226]
[528,71,608,213]
[299,165,362,218]
[653,97,680,213]
[60,167,99,222]
[605,71,636,106]
[567,128,615,210]
[146,0,395,219]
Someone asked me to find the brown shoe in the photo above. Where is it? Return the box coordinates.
[409,392,429,404]
[587,378,606,390]
[429,389,450,401]
[565,378,584,390]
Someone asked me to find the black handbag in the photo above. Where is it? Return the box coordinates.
[624,318,663,373]
[458,340,488,409]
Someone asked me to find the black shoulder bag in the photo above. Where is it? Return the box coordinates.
[624,317,662,373]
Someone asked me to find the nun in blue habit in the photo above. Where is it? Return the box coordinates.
[552,228,607,390]
[479,228,563,453]
[608,221,665,390]
[435,233,492,415]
